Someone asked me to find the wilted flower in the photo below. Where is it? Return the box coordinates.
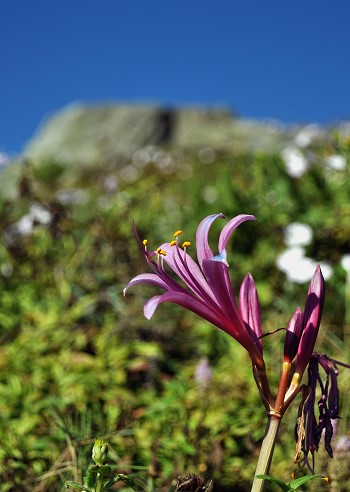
[294,354,350,471]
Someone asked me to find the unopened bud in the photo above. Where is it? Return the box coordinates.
[284,307,303,363]
[92,438,108,465]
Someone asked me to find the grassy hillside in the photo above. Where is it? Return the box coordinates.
[0,126,350,491]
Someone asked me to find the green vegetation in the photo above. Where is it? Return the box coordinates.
[0,130,350,491]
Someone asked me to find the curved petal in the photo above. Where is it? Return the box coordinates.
[160,242,219,304]
[202,259,264,364]
[144,291,232,331]
[123,273,169,295]
[218,214,256,253]
[202,258,240,321]
[201,259,261,357]
[196,213,225,269]
[239,273,262,353]
[143,291,258,357]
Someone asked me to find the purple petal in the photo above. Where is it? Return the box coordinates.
[196,213,225,269]
[283,307,303,363]
[202,259,263,361]
[202,258,241,324]
[239,273,262,353]
[295,265,325,377]
[218,214,256,253]
[143,291,239,335]
[160,242,218,304]
[123,273,169,295]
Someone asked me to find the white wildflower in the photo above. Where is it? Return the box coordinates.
[294,124,322,148]
[276,247,332,284]
[284,222,313,247]
[323,154,347,171]
[281,146,309,178]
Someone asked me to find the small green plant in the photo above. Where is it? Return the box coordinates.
[65,439,138,492]
[255,473,329,491]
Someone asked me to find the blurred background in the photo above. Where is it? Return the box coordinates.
[1,2,350,491]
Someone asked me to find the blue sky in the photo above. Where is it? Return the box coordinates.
[2,1,350,154]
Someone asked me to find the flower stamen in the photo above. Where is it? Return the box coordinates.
[156,247,167,269]
[156,247,167,256]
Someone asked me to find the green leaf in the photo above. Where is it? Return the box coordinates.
[65,481,90,491]
[105,473,138,491]
[83,465,98,488]
[289,474,327,489]
[255,475,290,491]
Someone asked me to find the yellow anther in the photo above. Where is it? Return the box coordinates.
[323,476,331,483]
[170,240,177,247]
[173,230,183,237]
[181,241,191,248]
[143,239,148,246]
[156,247,167,256]
[282,361,291,372]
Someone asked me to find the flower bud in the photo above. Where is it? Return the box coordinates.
[92,438,108,465]
[284,307,303,363]
[294,265,325,378]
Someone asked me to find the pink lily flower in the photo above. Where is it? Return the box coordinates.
[124,213,264,369]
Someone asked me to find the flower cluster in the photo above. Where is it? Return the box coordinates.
[124,213,348,469]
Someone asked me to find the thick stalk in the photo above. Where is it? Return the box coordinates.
[250,415,281,492]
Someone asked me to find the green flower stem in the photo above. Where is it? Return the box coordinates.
[251,415,281,492]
